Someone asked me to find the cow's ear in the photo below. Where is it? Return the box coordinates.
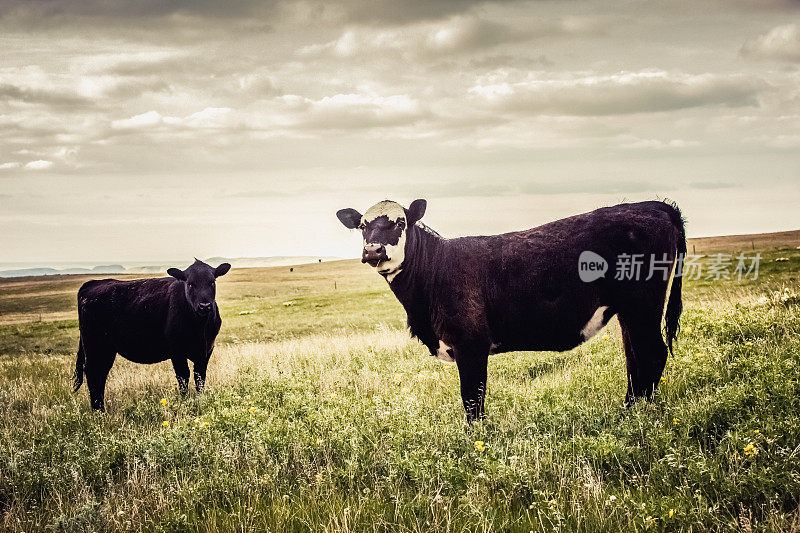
[167,268,186,281]
[336,208,362,229]
[214,263,231,278]
[407,199,427,226]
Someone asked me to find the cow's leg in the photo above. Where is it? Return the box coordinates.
[193,357,209,392]
[85,349,116,412]
[171,357,190,395]
[618,312,668,406]
[455,349,489,423]
[619,320,638,404]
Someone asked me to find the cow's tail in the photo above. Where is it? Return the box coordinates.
[73,336,85,392]
[664,201,686,355]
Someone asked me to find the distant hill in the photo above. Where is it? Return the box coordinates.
[0,265,126,278]
[0,257,340,278]
[688,229,800,254]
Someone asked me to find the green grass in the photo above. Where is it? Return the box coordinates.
[1,249,800,531]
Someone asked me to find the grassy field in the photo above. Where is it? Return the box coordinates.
[1,233,800,532]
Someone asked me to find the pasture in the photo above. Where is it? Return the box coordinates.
[1,232,799,532]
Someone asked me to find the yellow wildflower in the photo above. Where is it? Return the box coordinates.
[668,509,675,519]
[162,420,169,427]
[160,398,168,406]
[745,341,753,347]
[673,417,679,425]
[603,334,610,340]
[660,377,667,384]
[248,407,257,413]
[753,429,760,434]
[743,443,757,457]
[474,440,486,451]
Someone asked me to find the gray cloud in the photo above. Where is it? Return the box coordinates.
[0,82,91,108]
[0,1,278,24]
[283,93,433,130]
[83,52,283,102]
[741,23,800,61]
[341,0,523,26]
[467,54,554,70]
[469,72,766,116]
[0,0,522,30]
[95,54,196,78]
[299,15,605,61]
[298,15,526,60]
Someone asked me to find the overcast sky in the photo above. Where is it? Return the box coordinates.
[1,0,799,263]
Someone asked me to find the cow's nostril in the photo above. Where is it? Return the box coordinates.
[364,244,385,254]
[362,244,389,264]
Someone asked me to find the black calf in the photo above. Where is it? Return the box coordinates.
[73,259,230,411]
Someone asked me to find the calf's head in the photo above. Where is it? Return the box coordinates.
[336,199,426,280]
[167,259,231,315]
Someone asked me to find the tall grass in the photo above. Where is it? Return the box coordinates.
[2,252,800,531]
[2,281,800,531]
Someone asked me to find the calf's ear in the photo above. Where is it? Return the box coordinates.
[214,263,231,278]
[167,267,186,280]
[336,208,363,229]
[407,199,427,226]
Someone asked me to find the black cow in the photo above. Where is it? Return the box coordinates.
[73,259,231,411]
[337,199,685,422]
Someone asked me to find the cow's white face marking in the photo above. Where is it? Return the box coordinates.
[580,305,610,341]
[362,201,407,282]
[436,340,455,363]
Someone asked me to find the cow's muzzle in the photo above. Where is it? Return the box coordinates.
[362,244,388,267]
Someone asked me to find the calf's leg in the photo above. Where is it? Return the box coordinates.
[85,350,116,411]
[171,357,191,394]
[193,358,209,392]
[618,313,668,406]
[455,350,489,423]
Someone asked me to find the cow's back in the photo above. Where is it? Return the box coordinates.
[444,201,681,352]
